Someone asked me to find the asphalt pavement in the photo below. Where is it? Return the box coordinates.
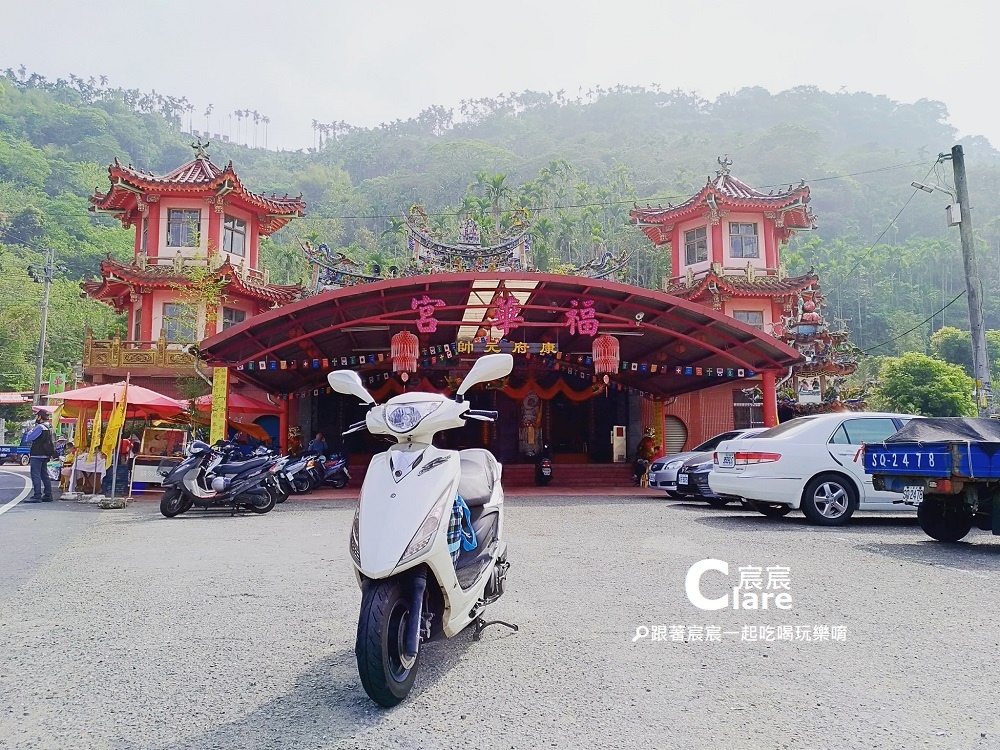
[2,492,999,749]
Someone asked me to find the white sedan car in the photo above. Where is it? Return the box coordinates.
[708,412,917,525]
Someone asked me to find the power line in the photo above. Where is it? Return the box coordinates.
[861,290,966,354]
[831,162,939,291]
[0,159,934,224]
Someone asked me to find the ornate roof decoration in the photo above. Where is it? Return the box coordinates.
[82,255,301,312]
[630,157,816,244]
[89,142,306,235]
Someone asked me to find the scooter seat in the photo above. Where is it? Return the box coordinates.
[458,449,499,506]
[214,457,270,475]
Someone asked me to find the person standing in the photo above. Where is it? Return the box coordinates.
[24,412,58,503]
[308,432,328,457]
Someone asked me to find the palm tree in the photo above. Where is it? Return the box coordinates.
[262,116,270,148]
[486,175,512,240]
[311,119,318,150]
[204,104,213,133]
[252,110,260,148]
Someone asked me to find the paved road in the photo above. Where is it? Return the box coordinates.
[2,495,999,749]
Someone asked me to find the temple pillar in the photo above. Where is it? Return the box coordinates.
[146,201,161,259]
[711,221,724,265]
[279,398,289,454]
[762,371,779,427]
[249,220,260,271]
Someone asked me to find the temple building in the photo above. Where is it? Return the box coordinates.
[81,141,304,416]
[630,157,858,450]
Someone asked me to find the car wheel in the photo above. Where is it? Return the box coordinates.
[801,473,858,526]
[917,494,973,542]
[705,497,732,508]
[749,500,792,518]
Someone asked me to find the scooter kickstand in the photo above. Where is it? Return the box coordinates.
[472,616,519,640]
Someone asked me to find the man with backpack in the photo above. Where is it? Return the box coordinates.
[23,411,58,503]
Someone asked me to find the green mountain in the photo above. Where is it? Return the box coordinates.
[2,69,999,398]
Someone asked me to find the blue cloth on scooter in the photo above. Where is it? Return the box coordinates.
[447,494,477,562]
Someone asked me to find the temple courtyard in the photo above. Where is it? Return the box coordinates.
[1,492,998,749]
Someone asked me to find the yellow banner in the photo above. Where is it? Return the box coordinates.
[210,368,228,444]
[88,401,103,462]
[101,383,128,459]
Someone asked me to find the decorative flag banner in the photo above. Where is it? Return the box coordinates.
[313,359,320,369]
[322,358,330,368]
[269,361,277,370]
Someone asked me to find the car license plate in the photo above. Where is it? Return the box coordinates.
[902,485,924,504]
[719,453,735,468]
[678,474,688,485]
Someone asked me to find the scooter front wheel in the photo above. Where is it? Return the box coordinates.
[356,578,419,707]
[159,487,186,518]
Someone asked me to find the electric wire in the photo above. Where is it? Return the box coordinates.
[0,159,934,224]
[861,290,967,354]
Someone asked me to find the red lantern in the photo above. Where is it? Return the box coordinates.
[390,330,419,373]
[592,334,620,375]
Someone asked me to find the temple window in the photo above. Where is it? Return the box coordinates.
[133,307,142,340]
[163,302,197,341]
[166,209,202,247]
[733,310,764,329]
[140,217,148,253]
[729,222,759,258]
[222,307,247,330]
[684,227,707,265]
[223,215,247,256]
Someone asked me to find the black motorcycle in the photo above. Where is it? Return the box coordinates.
[158,440,280,517]
[535,445,553,486]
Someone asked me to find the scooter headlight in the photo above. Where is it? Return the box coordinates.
[384,401,441,433]
[398,493,449,565]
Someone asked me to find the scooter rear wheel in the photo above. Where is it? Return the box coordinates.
[356,578,418,707]
[244,491,276,514]
[329,475,348,489]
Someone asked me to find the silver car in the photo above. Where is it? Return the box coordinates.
[647,428,767,497]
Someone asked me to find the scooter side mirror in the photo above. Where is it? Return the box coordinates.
[457,353,514,396]
[327,369,376,405]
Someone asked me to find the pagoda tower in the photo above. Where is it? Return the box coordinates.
[82,141,306,395]
[630,157,857,444]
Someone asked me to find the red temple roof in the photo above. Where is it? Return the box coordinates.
[665,269,821,301]
[82,256,301,312]
[89,154,306,234]
[630,161,816,244]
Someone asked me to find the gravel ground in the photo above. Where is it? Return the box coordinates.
[2,496,1000,750]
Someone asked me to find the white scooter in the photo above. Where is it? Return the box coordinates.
[327,353,517,707]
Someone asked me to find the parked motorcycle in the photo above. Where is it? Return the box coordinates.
[327,353,518,707]
[534,445,553,486]
[158,441,280,517]
[323,452,351,488]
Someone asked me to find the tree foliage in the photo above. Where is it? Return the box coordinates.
[873,352,975,417]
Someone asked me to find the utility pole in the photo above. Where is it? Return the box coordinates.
[950,145,992,416]
[28,248,65,406]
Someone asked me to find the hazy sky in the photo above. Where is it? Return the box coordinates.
[4,0,997,151]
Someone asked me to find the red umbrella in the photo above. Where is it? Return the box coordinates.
[48,381,185,419]
[194,392,283,415]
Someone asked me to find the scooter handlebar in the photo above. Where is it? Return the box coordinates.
[343,420,368,435]
[462,410,498,422]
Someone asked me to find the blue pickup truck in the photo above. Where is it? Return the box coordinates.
[864,417,1000,542]
[0,439,31,465]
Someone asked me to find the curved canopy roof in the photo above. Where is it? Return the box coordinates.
[199,272,802,398]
